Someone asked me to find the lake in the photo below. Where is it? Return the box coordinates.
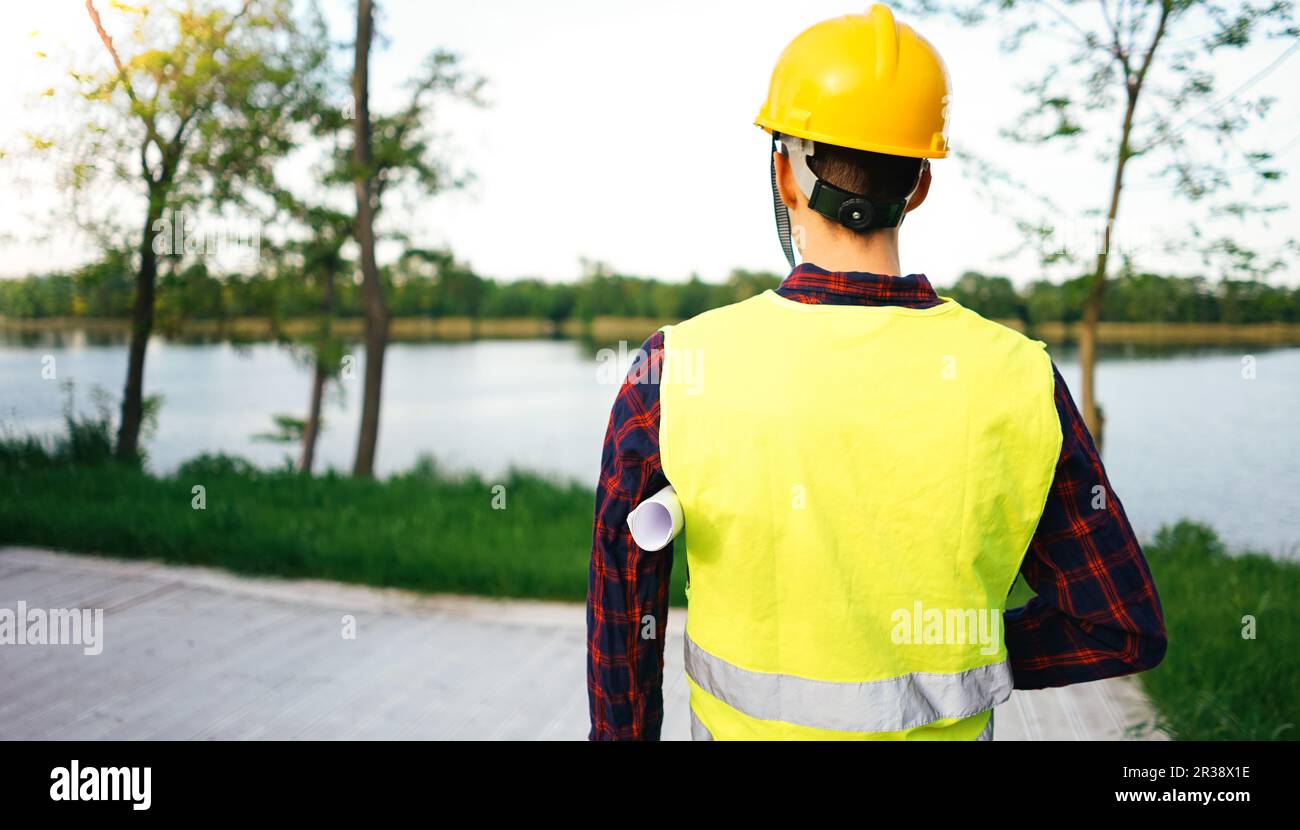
[2,330,1297,557]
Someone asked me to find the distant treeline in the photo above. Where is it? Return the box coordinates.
[943,271,1300,325]
[2,250,1298,325]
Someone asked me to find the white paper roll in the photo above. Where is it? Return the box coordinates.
[627,485,683,551]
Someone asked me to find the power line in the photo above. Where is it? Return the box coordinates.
[1151,39,1300,148]
[1126,123,1300,190]
[1268,129,1300,159]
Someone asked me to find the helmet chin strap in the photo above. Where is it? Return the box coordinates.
[770,133,798,270]
[770,132,927,268]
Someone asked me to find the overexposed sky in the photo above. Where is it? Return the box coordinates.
[1,0,1297,286]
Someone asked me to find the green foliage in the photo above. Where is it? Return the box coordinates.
[354,50,486,207]
[0,251,135,318]
[943,271,1026,321]
[1138,521,1299,740]
[253,414,307,444]
[939,270,1300,324]
[44,1,329,238]
[0,388,137,470]
[7,260,1300,326]
[176,453,261,480]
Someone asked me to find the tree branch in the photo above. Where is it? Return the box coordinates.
[84,0,126,76]
[1134,0,1173,95]
[1099,0,1133,78]
[85,1,166,180]
[1042,0,1101,51]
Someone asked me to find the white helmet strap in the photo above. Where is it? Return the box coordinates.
[777,134,819,200]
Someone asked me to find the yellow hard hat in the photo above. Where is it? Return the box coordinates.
[755,4,951,158]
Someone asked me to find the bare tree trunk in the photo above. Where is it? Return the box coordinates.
[351,0,389,478]
[1080,139,1126,452]
[299,267,335,474]
[116,195,163,462]
[1082,93,1140,452]
[300,361,327,474]
[1080,3,1171,454]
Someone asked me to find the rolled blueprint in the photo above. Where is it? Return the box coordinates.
[627,485,683,552]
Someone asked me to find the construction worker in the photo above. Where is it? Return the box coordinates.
[587,4,1166,740]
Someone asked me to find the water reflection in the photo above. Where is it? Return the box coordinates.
[1,329,1296,556]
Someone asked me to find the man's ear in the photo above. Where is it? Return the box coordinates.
[905,161,931,213]
[774,150,801,211]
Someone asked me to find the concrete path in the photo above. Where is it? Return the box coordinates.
[0,547,1165,740]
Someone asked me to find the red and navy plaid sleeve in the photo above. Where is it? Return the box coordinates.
[587,331,674,740]
[1004,364,1168,688]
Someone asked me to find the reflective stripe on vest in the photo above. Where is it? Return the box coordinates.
[659,290,1061,741]
[690,708,714,741]
[685,632,1013,734]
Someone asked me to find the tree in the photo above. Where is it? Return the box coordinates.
[250,196,351,474]
[253,50,355,476]
[295,206,351,473]
[944,271,1028,321]
[350,0,384,477]
[906,0,1298,447]
[347,1,483,477]
[66,0,323,461]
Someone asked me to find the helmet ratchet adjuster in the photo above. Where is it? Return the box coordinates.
[807,179,907,233]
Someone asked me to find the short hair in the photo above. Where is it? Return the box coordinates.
[807,142,924,202]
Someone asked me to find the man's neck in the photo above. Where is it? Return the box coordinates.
[799,227,903,276]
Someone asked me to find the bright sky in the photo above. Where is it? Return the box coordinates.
[1,0,1297,286]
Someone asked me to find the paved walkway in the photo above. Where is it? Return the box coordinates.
[0,547,1164,740]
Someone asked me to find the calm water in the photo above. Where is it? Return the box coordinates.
[2,332,1298,557]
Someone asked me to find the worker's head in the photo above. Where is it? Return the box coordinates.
[755,4,950,264]
[772,138,932,247]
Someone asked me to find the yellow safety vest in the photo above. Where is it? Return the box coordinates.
[659,290,1061,740]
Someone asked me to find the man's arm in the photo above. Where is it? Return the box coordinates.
[1004,364,1168,689]
[587,331,674,740]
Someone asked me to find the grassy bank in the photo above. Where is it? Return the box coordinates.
[1134,522,1297,740]
[0,414,684,602]
[0,454,644,602]
[0,425,1293,739]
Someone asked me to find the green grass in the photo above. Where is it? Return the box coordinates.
[0,458,594,601]
[0,421,1293,739]
[0,420,688,603]
[1134,522,1298,740]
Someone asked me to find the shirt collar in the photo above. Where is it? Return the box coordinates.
[775,262,942,309]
